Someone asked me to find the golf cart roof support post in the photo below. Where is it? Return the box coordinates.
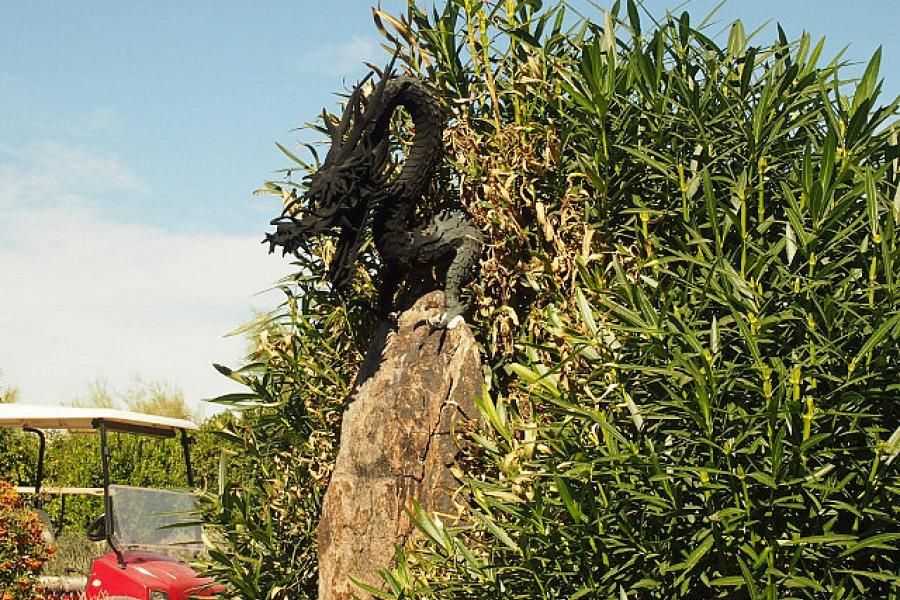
[96,419,125,569]
[180,428,195,488]
[22,427,45,495]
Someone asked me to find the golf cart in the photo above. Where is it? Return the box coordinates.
[0,404,224,599]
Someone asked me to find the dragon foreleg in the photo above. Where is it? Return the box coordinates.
[409,210,483,328]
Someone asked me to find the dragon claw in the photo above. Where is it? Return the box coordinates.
[446,315,465,329]
[426,312,465,330]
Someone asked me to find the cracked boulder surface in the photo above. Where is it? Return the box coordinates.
[317,291,482,600]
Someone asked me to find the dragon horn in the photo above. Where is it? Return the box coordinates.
[322,109,341,145]
[345,51,400,153]
[384,48,399,77]
[341,72,378,152]
[365,46,396,79]
[338,72,373,135]
[363,52,398,117]
[338,52,397,154]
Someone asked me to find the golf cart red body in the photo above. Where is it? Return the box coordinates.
[0,404,225,599]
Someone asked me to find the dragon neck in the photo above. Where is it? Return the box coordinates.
[371,77,444,240]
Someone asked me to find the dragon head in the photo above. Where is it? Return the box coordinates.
[265,152,373,256]
[265,66,397,285]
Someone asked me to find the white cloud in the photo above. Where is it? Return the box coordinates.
[0,142,147,206]
[297,35,383,76]
[334,36,381,71]
[0,143,293,415]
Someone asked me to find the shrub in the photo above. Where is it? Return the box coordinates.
[202,0,899,597]
[0,481,54,600]
[0,429,38,488]
[368,1,899,598]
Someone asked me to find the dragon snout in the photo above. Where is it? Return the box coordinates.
[264,215,315,256]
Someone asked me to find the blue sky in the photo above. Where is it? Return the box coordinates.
[0,0,896,412]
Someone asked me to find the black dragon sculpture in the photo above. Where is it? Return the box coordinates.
[265,66,482,328]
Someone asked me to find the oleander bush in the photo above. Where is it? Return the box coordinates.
[371,1,900,598]
[0,482,54,600]
[201,0,899,597]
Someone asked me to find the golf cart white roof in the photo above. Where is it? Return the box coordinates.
[0,403,198,434]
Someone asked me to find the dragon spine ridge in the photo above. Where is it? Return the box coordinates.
[265,69,482,327]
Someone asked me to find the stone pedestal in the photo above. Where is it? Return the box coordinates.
[317,292,481,599]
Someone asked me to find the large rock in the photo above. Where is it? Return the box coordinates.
[317,292,481,599]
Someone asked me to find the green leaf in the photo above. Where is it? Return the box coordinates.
[473,386,511,442]
[410,500,451,553]
[576,287,598,336]
[507,362,560,396]
[853,46,882,110]
[274,141,306,166]
[208,393,262,406]
[784,575,825,592]
[839,533,900,557]
[777,534,857,546]
[554,475,585,522]
[851,312,900,373]
[747,471,777,489]
[473,510,520,553]
[674,533,714,582]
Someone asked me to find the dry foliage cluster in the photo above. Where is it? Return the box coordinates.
[446,114,591,356]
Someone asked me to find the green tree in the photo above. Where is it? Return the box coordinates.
[372,2,899,598]
[0,373,36,486]
[66,378,196,420]
[0,370,20,404]
[65,379,116,409]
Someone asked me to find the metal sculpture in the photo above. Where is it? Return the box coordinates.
[265,66,481,328]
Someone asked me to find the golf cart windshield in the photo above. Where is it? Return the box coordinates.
[111,485,202,551]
